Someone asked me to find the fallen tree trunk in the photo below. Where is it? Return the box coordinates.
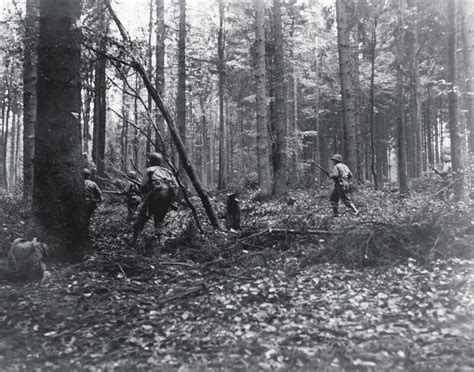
[105,0,220,229]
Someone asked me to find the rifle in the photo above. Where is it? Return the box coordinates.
[315,164,331,177]
[124,174,142,187]
[428,164,442,177]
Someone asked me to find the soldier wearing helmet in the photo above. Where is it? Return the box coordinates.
[329,154,359,217]
[129,152,178,247]
[84,168,102,224]
[124,170,142,223]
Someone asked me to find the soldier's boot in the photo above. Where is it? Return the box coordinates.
[332,207,340,217]
[349,203,359,216]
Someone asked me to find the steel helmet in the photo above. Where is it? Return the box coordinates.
[148,152,164,165]
[331,154,343,162]
[128,171,137,178]
[83,168,91,178]
[443,154,451,162]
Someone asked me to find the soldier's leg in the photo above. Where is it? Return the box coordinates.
[341,192,359,216]
[130,202,150,244]
[329,187,340,216]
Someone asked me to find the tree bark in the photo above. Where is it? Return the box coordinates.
[447,0,468,200]
[177,0,187,178]
[22,0,38,202]
[254,0,272,194]
[92,0,107,177]
[217,0,226,190]
[28,0,87,259]
[272,0,287,195]
[335,0,358,181]
[369,17,378,190]
[396,0,408,194]
[461,0,474,155]
[155,0,165,152]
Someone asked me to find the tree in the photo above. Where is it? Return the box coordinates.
[23,0,38,203]
[395,0,408,194]
[254,0,271,194]
[447,0,468,200]
[177,0,187,177]
[461,0,474,155]
[155,0,165,152]
[27,0,88,259]
[335,0,358,181]
[92,0,108,177]
[217,0,226,190]
[272,0,287,195]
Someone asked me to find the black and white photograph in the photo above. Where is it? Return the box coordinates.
[0,0,473,370]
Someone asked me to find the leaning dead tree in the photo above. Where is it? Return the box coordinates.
[104,0,220,229]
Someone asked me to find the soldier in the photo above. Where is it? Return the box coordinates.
[124,171,142,223]
[129,152,178,246]
[84,168,103,224]
[329,154,359,217]
[82,152,97,180]
[439,154,453,201]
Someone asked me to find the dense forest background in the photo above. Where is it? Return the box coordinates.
[0,0,472,199]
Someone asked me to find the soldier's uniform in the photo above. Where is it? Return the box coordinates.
[125,171,142,223]
[8,238,48,282]
[439,154,453,201]
[329,154,359,217]
[84,168,102,223]
[130,153,178,245]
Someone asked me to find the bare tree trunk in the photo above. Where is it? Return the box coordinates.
[120,75,129,171]
[217,0,226,190]
[336,0,358,181]
[369,17,378,190]
[272,0,287,195]
[396,0,408,194]
[447,0,468,200]
[461,0,474,155]
[28,0,87,259]
[177,0,187,178]
[146,0,153,156]
[155,0,165,153]
[23,0,38,202]
[254,0,272,194]
[9,112,16,189]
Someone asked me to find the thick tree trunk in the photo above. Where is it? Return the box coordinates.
[335,0,358,181]
[176,0,187,178]
[28,0,87,259]
[146,0,153,156]
[22,0,38,202]
[447,0,468,200]
[272,0,287,195]
[254,0,272,194]
[461,0,474,155]
[217,0,226,190]
[369,17,378,190]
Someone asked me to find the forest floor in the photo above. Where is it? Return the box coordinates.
[0,185,473,371]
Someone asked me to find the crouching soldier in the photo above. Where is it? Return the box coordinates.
[329,154,359,217]
[8,238,49,283]
[84,168,103,225]
[125,171,142,223]
[129,152,178,246]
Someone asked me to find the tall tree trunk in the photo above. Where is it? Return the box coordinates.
[155,0,165,152]
[396,0,408,194]
[447,0,468,200]
[461,0,474,155]
[92,0,107,177]
[28,0,87,258]
[23,0,38,202]
[120,75,129,171]
[254,0,271,194]
[177,0,187,178]
[369,17,378,190]
[9,111,16,189]
[146,0,153,156]
[426,84,434,167]
[1,96,10,190]
[272,0,287,195]
[335,0,358,180]
[217,0,226,190]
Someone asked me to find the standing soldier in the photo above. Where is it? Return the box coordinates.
[329,154,359,217]
[439,154,453,201]
[129,152,178,246]
[84,168,102,225]
[124,171,142,223]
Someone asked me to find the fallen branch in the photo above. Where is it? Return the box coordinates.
[269,228,338,235]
